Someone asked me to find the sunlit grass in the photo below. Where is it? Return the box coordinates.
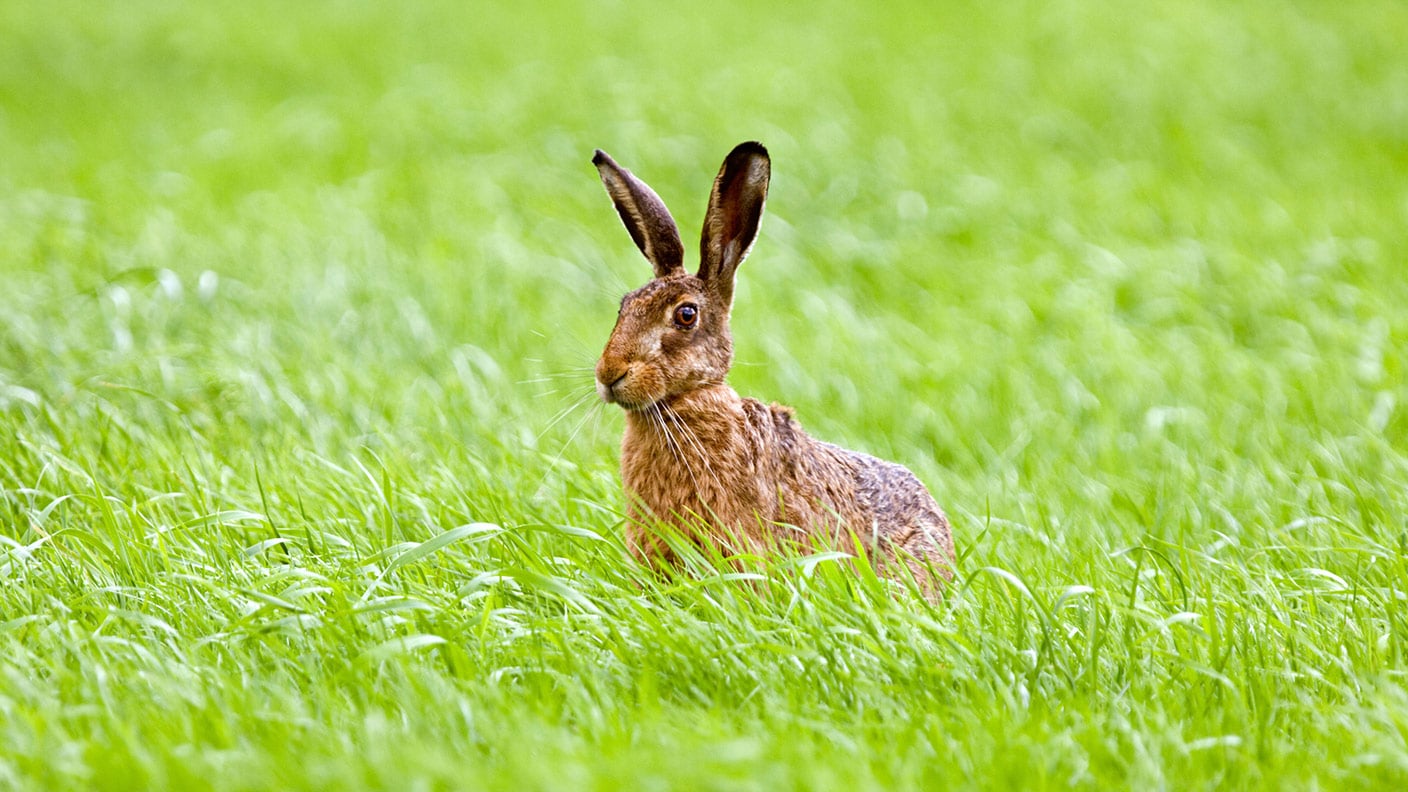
[2,0,1407,788]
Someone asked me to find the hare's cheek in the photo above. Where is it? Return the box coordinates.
[658,330,696,358]
[629,326,666,361]
[637,365,664,391]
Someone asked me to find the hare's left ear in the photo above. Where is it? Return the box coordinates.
[698,141,769,307]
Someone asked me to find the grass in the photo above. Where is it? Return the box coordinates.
[2,0,1408,788]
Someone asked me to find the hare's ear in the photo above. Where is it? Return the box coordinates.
[593,150,685,279]
[698,141,770,306]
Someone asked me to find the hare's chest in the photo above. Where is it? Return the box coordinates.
[619,420,770,527]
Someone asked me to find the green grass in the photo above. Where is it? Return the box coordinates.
[3,0,1408,788]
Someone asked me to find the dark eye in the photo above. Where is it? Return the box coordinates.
[673,303,699,328]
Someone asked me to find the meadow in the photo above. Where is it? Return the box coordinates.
[2,0,1407,788]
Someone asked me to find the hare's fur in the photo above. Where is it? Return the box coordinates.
[593,142,954,591]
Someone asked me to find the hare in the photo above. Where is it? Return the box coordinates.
[592,141,955,593]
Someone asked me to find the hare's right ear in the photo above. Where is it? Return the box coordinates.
[593,150,685,279]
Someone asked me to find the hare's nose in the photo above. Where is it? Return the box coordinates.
[595,364,629,402]
[597,374,626,404]
[596,360,626,386]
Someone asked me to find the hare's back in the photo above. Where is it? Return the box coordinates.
[838,447,954,562]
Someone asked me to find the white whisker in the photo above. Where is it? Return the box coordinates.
[537,389,598,441]
[555,399,603,466]
[661,402,717,491]
[533,395,606,496]
[651,400,704,512]
[518,375,592,386]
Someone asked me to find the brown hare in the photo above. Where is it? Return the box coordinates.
[592,142,955,594]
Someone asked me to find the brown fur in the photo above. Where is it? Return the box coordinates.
[592,142,955,594]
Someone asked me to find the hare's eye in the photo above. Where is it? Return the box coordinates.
[673,303,699,329]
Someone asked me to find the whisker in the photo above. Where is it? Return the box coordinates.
[528,383,597,399]
[546,399,603,472]
[530,387,578,399]
[518,375,593,386]
[662,404,719,520]
[587,395,608,448]
[651,401,702,507]
[537,389,598,441]
[525,358,595,368]
[662,402,717,486]
[530,385,599,412]
[532,397,607,497]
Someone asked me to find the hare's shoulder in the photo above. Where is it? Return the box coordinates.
[737,398,867,476]
[738,396,796,423]
[737,397,811,448]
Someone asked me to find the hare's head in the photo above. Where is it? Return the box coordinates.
[593,143,770,410]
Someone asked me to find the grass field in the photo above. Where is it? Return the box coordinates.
[3,0,1408,788]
